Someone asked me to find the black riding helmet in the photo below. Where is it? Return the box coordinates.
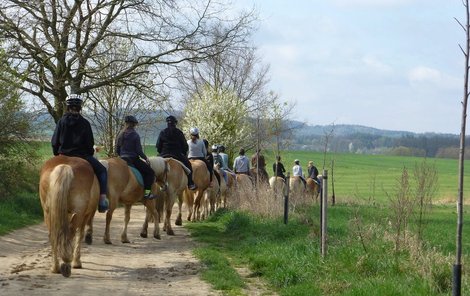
[66,94,83,107]
[125,115,138,124]
[166,115,178,124]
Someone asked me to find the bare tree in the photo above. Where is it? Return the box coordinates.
[0,0,256,122]
[454,1,470,294]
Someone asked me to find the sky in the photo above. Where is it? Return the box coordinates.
[234,0,465,134]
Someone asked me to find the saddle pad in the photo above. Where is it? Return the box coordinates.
[129,166,144,187]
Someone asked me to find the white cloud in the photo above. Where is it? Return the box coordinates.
[408,66,441,84]
[362,55,392,73]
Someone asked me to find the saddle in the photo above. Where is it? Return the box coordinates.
[128,165,144,187]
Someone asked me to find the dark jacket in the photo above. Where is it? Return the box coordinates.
[156,125,188,157]
[51,113,94,157]
[308,166,319,179]
[273,161,286,177]
[115,128,147,160]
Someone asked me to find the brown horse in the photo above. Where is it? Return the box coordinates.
[95,157,159,244]
[250,167,270,188]
[306,177,321,202]
[269,176,286,199]
[39,155,99,277]
[187,159,210,221]
[145,157,187,236]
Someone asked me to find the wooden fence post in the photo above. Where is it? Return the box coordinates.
[284,172,290,224]
[321,170,328,257]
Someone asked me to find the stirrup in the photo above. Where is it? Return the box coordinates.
[98,199,109,213]
[143,193,156,200]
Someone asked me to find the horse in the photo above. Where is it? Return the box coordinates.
[250,167,270,188]
[214,164,229,209]
[39,155,99,277]
[202,174,220,219]
[289,176,306,200]
[235,173,253,195]
[186,159,210,221]
[145,157,188,236]
[269,176,286,199]
[93,157,159,244]
[306,177,321,202]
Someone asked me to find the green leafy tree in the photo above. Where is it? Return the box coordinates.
[0,49,36,197]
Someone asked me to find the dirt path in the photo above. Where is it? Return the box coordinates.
[0,205,221,296]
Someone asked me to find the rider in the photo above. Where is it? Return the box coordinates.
[115,115,156,199]
[251,148,269,184]
[218,145,230,170]
[292,159,306,188]
[307,160,321,192]
[51,94,109,213]
[187,128,213,184]
[212,144,227,183]
[156,115,196,190]
[273,155,286,181]
[233,148,250,175]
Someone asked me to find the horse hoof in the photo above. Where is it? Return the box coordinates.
[122,239,130,244]
[154,234,161,240]
[140,232,148,238]
[85,233,93,245]
[60,263,71,278]
[175,219,182,226]
[167,229,175,236]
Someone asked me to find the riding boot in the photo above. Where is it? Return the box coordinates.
[188,172,197,190]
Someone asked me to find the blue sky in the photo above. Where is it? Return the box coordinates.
[235,0,465,134]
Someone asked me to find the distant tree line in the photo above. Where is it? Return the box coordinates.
[292,132,469,159]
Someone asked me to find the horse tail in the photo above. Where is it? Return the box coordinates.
[48,164,74,263]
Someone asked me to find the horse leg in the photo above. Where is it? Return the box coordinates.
[103,208,115,244]
[140,209,149,238]
[121,204,131,243]
[84,213,94,245]
[142,199,160,240]
[50,237,60,274]
[71,226,84,270]
[184,189,194,221]
[165,194,175,235]
[175,193,183,226]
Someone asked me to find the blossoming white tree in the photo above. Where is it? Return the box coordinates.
[182,85,250,158]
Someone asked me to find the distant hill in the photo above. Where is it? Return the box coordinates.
[289,122,463,158]
[34,111,464,158]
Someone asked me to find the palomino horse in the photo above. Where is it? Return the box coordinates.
[202,172,221,219]
[235,173,253,195]
[289,176,306,200]
[145,157,187,236]
[214,165,229,209]
[94,157,159,244]
[39,155,99,277]
[186,159,210,221]
[269,176,286,199]
[306,177,321,202]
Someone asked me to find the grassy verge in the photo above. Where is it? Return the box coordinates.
[0,191,43,235]
[187,205,470,296]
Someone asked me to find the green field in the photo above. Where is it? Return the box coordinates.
[258,150,466,203]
